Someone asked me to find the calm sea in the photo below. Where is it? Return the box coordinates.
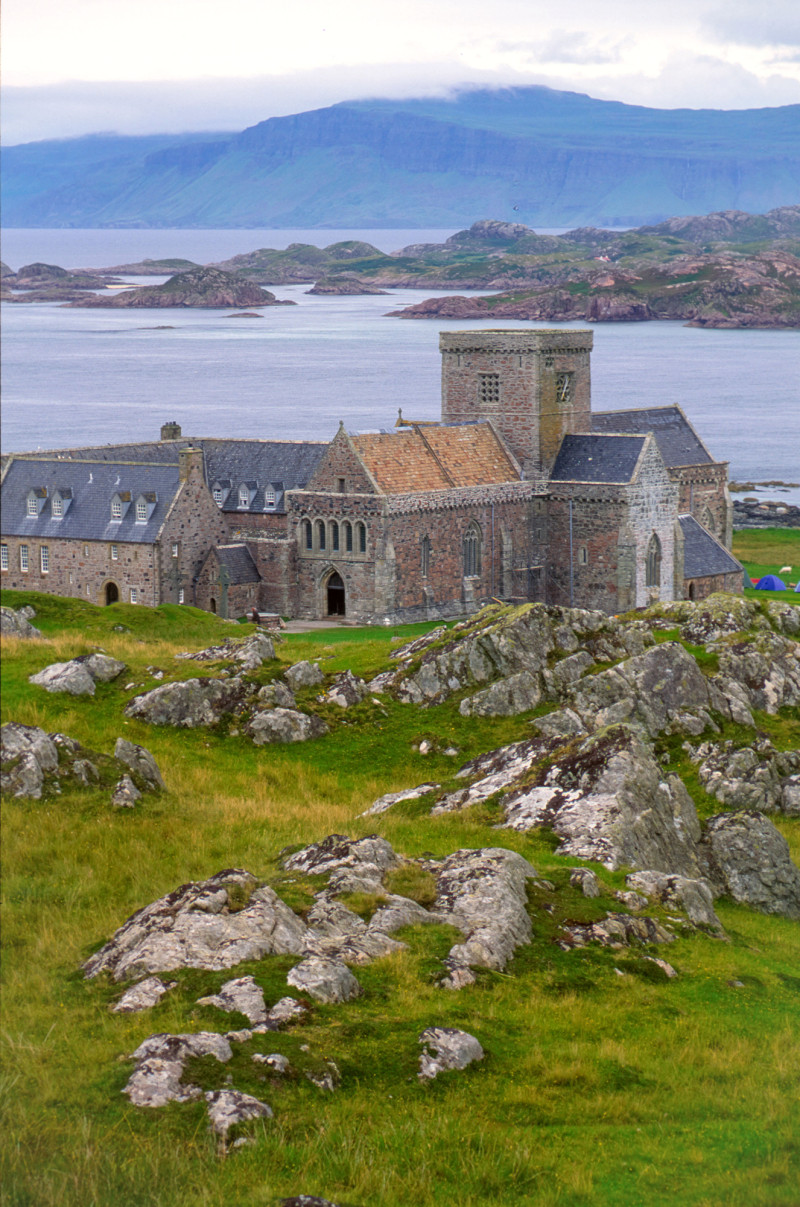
[2,228,799,503]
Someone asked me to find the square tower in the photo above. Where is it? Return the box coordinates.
[440,329,593,474]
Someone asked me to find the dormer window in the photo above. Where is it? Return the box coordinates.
[111,500,122,519]
[264,487,276,508]
[110,491,130,520]
[52,496,63,517]
[211,480,231,508]
[26,494,39,517]
[213,488,223,506]
[238,485,251,509]
[134,493,156,523]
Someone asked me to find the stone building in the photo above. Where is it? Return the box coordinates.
[1,328,741,620]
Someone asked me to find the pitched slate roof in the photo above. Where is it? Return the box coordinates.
[211,544,261,585]
[21,438,328,514]
[591,406,713,467]
[679,514,742,578]
[550,434,646,483]
[1,458,180,542]
[351,423,519,493]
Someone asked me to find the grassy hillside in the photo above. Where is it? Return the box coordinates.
[2,588,799,1206]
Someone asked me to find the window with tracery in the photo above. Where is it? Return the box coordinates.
[463,524,481,577]
[645,533,662,588]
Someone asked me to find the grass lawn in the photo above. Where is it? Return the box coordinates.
[733,527,800,597]
[2,589,799,1207]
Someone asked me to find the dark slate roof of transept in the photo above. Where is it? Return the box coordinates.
[591,406,713,467]
[679,514,742,578]
[549,434,646,483]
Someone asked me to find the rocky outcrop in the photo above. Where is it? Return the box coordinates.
[29,653,126,696]
[558,914,675,950]
[112,976,176,1013]
[703,812,800,919]
[176,632,277,667]
[1,722,164,801]
[0,606,41,638]
[247,708,329,745]
[123,677,248,727]
[418,1028,484,1080]
[307,275,387,295]
[197,975,269,1025]
[733,497,800,529]
[692,739,800,815]
[283,834,400,878]
[205,1089,273,1140]
[319,671,368,708]
[626,871,723,933]
[124,1032,233,1107]
[83,870,308,981]
[283,660,325,690]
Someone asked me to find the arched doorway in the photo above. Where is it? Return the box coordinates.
[210,597,217,614]
[326,571,345,616]
[105,582,119,605]
[688,581,696,601]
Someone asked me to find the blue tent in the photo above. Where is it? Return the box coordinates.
[795,580,800,593]
[755,574,787,590]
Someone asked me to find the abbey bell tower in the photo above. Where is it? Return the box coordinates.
[439,329,593,474]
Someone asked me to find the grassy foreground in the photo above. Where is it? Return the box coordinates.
[2,589,800,1207]
[734,527,800,600]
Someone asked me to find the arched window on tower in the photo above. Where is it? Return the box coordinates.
[645,533,662,588]
[303,519,313,551]
[330,520,339,552]
[344,521,353,553]
[316,520,326,551]
[356,522,367,554]
[463,523,482,578]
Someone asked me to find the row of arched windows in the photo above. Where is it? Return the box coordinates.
[302,518,367,556]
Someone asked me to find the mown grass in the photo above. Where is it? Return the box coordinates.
[2,590,800,1206]
[733,527,800,597]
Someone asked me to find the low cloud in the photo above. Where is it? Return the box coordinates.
[498,32,628,66]
[702,2,800,49]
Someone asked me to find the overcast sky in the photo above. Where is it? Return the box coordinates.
[3,0,799,144]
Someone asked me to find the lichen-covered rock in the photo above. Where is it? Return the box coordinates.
[570,868,601,897]
[284,660,324,689]
[286,957,361,1003]
[112,976,176,1013]
[652,594,768,644]
[362,782,441,816]
[197,975,268,1025]
[283,834,399,877]
[123,1032,232,1107]
[703,811,800,919]
[418,1027,484,1080]
[83,870,308,980]
[714,632,800,714]
[459,670,541,717]
[256,680,296,709]
[433,737,558,815]
[264,997,307,1027]
[626,871,724,933]
[29,652,126,695]
[247,708,328,745]
[435,848,537,974]
[1,722,59,798]
[123,676,249,727]
[319,670,368,708]
[0,606,42,638]
[559,913,674,949]
[205,1088,273,1137]
[112,775,142,808]
[692,739,800,815]
[114,738,166,791]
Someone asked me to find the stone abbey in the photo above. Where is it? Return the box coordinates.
[0,329,742,620]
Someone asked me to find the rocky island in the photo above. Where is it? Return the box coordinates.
[66,265,293,309]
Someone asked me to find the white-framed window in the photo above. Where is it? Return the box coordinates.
[172,543,179,558]
[178,588,185,604]
[135,500,147,522]
[130,588,138,604]
[110,544,119,560]
[213,487,224,507]
[111,499,122,519]
[238,485,250,508]
[20,545,29,571]
[52,496,63,517]
[264,487,276,507]
[0,544,8,571]
[40,546,49,573]
[27,496,38,516]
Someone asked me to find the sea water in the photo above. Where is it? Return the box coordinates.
[2,229,799,502]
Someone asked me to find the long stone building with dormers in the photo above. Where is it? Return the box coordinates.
[1,329,742,621]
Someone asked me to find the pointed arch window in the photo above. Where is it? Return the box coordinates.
[344,521,353,553]
[463,523,482,578]
[330,520,339,552]
[303,519,313,551]
[316,519,326,551]
[357,522,367,554]
[645,533,662,588]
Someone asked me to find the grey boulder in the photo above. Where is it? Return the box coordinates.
[205,1088,273,1138]
[1,722,59,798]
[703,811,800,920]
[286,957,362,1003]
[626,871,724,933]
[435,847,537,975]
[112,976,176,1013]
[112,775,142,808]
[124,677,247,727]
[247,708,328,745]
[418,1027,484,1080]
[123,1031,232,1107]
[0,606,41,638]
[197,975,268,1025]
[319,670,368,708]
[284,660,324,689]
[114,738,166,791]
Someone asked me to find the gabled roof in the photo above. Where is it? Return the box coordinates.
[591,406,713,467]
[550,433,646,483]
[679,514,742,578]
[351,423,519,493]
[210,544,261,585]
[0,458,181,542]
[18,438,328,514]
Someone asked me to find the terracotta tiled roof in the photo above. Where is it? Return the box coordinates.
[351,424,518,493]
